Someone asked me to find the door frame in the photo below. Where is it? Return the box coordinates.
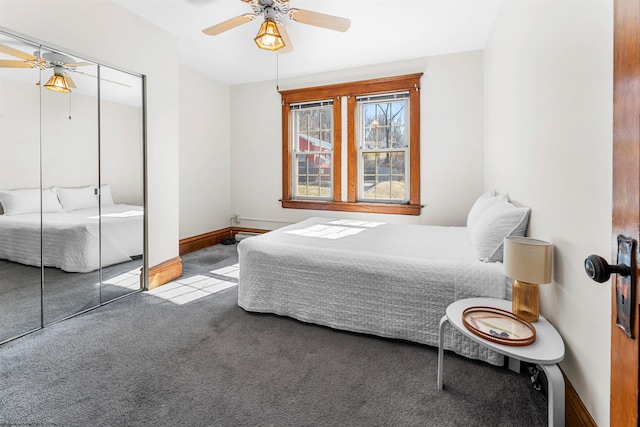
[611,0,640,425]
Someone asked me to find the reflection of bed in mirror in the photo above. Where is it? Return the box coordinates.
[0,185,143,273]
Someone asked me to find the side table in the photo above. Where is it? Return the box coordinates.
[438,297,565,427]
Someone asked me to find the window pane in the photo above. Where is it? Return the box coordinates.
[294,154,332,199]
[292,103,333,200]
[309,109,320,130]
[293,106,332,152]
[321,108,332,130]
[360,152,406,201]
[308,129,320,144]
[391,101,406,147]
[361,100,408,150]
[358,94,409,203]
[363,152,376,175]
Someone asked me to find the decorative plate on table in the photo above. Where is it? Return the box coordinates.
[462,306,536,346]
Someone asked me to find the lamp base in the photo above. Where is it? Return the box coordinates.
[512,280,540,322]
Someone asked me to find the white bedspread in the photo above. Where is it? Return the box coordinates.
[0,204,143,273]
[238,217,509,365]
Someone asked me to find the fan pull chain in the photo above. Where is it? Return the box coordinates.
[68,93,72,120]
[276,51,279,92]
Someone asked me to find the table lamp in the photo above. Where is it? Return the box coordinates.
[503,236,553,322]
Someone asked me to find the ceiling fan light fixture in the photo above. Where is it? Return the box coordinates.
[254,18,285,51]
[44,74,71,93]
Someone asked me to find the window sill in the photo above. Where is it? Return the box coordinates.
[281,199,422,216]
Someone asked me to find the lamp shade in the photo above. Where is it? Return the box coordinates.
[254,18,285,51]
[44,74,71,93]
[503,236,552,284]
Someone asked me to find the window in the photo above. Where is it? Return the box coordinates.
[291,100,334,200]
[281,74,422,215]
[358,93,410,203]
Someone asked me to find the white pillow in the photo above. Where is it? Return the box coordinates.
[42,188,65,213]
[469,199,531,262]
[467,191,504,230]
[55,185,99,211]
[0,188,64,215]
[99,184,115,206]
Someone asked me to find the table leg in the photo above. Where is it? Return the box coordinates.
[537,364,565,427]
[437,315,448,390]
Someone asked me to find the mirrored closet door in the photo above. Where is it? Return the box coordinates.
[41,52,101,324]
[98,65,144,303]
[0,30,146,341]
[0,34,43,342]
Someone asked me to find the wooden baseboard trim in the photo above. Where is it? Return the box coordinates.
[151,227,269,291]
[179,228,233,256]
[564,372,597,427]
[148,256,183,290]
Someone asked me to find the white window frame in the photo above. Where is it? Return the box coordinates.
[357,92,410,203]
[290,100,334,201]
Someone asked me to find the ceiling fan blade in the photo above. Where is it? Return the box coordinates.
[288,9,350,32]
[0,59,34,68]
[0,43,37,61]
[64,73,77,89]
[276,21,294,54]
[202,13,256,36]
[240,0,260,4]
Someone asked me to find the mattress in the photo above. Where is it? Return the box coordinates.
[238,217,509,365]
[0,204,143,273]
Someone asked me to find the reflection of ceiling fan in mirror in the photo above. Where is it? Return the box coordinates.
[202,0,350,53]
[0,44,128,93]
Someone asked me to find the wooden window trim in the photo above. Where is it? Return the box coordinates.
[281,73,423,216]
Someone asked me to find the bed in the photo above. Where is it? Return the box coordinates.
[0,186,143,273]
[238,192,531,365]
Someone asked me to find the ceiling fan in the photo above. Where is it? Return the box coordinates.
[0,44,127,92]
[202,0,351,53]
[0,43,92,92]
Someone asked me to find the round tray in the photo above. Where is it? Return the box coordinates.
[462,306,536,346]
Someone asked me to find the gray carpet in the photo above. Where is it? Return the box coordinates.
[0,243,547,426]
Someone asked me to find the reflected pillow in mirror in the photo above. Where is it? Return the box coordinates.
[100,184,115,206]
[55,185,99,211]
[0,188,64,215]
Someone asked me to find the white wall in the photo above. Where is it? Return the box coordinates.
[484,2,613,424]
[179,65,232,239]
[0,0,180,267]
[230,51,485,230]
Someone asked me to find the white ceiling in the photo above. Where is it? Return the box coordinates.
[113,0,504,85]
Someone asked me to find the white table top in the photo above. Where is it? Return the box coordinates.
[446,297,565,365]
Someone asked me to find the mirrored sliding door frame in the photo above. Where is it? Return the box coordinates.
[0,27,148,343]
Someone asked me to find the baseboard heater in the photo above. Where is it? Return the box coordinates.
[235,232,260,241]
